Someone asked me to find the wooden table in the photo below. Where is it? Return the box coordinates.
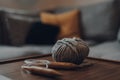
[0,54,120,80]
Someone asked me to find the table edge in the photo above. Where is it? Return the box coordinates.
[0,53,119,64]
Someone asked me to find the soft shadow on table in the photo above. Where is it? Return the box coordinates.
[21,69,63,80]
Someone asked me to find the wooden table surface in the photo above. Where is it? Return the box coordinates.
[0,54,120,80]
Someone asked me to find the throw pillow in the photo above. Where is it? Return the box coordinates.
[40,9,81,40]
[0,11,11,45]
[5,13,34,46]
[26,22,59,45]
[81,1,119,42]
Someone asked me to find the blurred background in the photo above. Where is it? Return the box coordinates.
[0,0,108,11]
[0,0,120,62]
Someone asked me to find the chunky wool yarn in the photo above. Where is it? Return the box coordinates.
[51,38,89,65]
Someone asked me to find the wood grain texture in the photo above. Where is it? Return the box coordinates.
[0,54,120,80]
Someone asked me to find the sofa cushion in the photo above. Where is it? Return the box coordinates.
[0,45,52,61]
[81,1,119,42]
[89,41,120,61]
[0,10,11,45]
[5,13,35,46]
[26,22,59,45]
[40,9,82,40]
[54,0,119,42]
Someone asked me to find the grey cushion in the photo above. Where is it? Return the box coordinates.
[0,45,52,60]
[89,41,120,61]
[82,1,115,41]
[5,13,39,46]
[55,0,119,42]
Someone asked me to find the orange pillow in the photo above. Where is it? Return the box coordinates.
[40,10,81,40]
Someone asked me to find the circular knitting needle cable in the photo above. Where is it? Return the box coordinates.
[24,59,50,68]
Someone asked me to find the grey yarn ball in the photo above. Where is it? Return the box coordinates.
[51,38,89,65]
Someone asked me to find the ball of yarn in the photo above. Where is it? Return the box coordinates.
[51,37,89,65]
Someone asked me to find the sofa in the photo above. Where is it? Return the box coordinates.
[0,0,120,62]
